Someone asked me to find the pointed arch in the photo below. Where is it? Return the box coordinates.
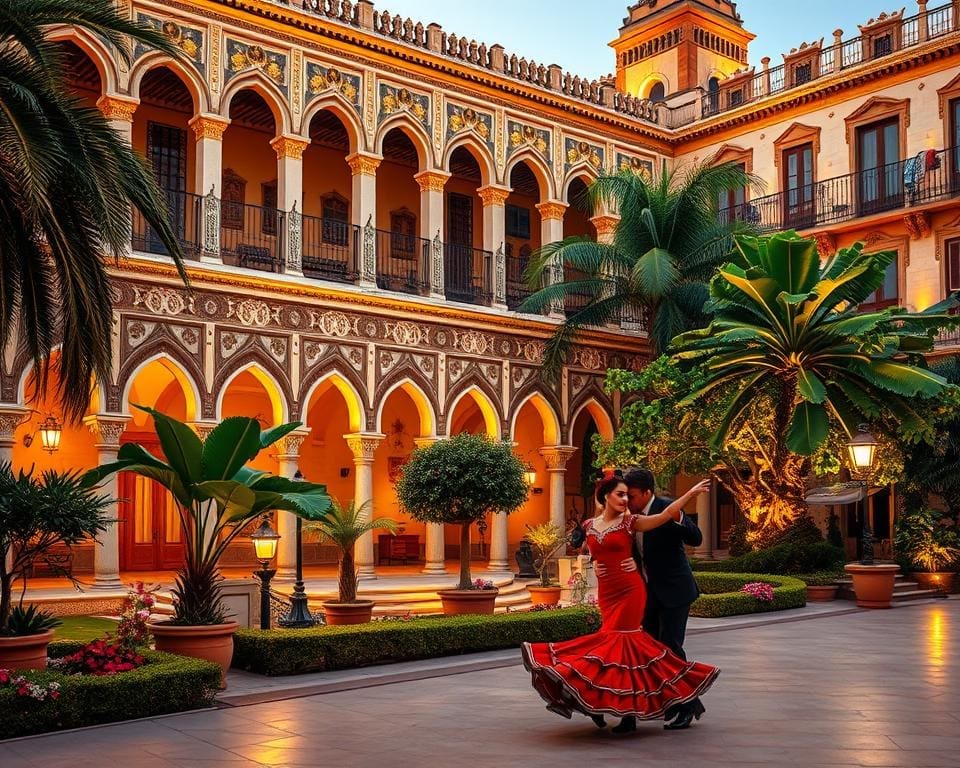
[375,375,437,437]
[120,353,202,423]
[300,368,365,434]
[443,133,495,187]
[504,149,554,200]
[301,95,364,153]
[509,390,560,445]
[562,165,598,203]
[128,51,210,114]
[220,71,293,134]
[374,114,432,169]
[14,345,108,418]
[47,27,119,94]
[216,360,289,424]
[569,395,614,442]
[445,383,502,439]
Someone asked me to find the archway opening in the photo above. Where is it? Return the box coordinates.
[563,176,595,318]
[506,161,543,310]
[446,147,489,305]
[509,399,554,555]
[378,128,426,295]
[58,41,102,106]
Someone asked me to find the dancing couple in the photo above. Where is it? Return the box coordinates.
[522,468,716,733]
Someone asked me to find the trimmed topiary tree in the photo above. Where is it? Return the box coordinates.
[395,433,529,590]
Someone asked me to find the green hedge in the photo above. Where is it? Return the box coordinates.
[692,542,845,575]
[233,607,600,676]
[0,640,220,740]
[691,572,807,618]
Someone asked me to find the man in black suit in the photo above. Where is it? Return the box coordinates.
[623,467,705,730]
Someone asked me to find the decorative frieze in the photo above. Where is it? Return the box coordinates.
[378,83,429,126]
[446,104,493,146]
[97,96,138,122]
[135,14,204,68]
[616,153,654,181]
[565,138,604,171]
[507,121,550,160]
[305,62,361,110]
[189,115,229,141]
[270,135,308,160]
[225,39,286,89]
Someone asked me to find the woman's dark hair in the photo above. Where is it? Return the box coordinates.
[595,469,624,504]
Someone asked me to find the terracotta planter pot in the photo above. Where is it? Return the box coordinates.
[438,588,499,615]
[528,585,562,605]
[149,620,238,688]
[805,584,839,602]
[912,571,957,594]
[844,563,900,608]
[323,600,375,625]
[0,629,54,671]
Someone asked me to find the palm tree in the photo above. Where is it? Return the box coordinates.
[671,230,958,539]
[306,499,397,603]
[0,0,188,421]
[521,159,759,375]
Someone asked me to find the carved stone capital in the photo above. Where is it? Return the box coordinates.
[903,211,931,240]
[83,414,131,449]
[344,432,385,462]
[346,152,382,176]
[414,170,451,193]
[0,406,30,443]
[413,436,443,448]
[538,445,577,471]
[189,421,219,441]
[477,185,511,207]
[590,214,620,237]
[536,200,568,221]
[96,95,138,122]
[270,135,309,160]
[275,428,311,458]
[188,114,230,141]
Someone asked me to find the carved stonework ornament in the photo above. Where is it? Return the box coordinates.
[0,408,29,441]
[591,215,619,237]
[271,136,308,160]
[379,84,429,124]
[362,219,376,279]
[539,446,576,470]
[494,244,506,304]
[455,330,491,355]
[903,211,931,240]
[347,154,381,176]
[226,40,286,85]
[345,433,384,462]
[312,310,355,337]
[135,15,203,66]
[431,233,443,292]
[203,190,220,254]
[286,204,302,272]
[132,286,194,316]
[447,105,492,142]
[477,186,510,207]
[190,116,229,141]
[275,430,309,457]
[84,415,130,448]
[536,201,567,222]
[522,341,545,363]
[415,171,449,193]
[578,347,603,371]
[228,298,276,327]
[387,321,425,346]
[565,139,603,170]
[617,153,654,181]
[507,121,550,159]
[306,63,360,108]
[96,96,137,122]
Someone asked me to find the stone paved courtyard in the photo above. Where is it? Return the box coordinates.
[5,600,958,767]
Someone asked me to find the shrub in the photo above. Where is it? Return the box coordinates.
[693,541,844,575]
[233,606,600,676]
[691,572,806,618]
[893,507,960,573]
[51,638,146,676]
[795,570,845,586]
[0,640,220,739]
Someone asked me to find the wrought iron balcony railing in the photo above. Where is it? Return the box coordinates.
[719,146,960,232]
[301,217,359,284]
[373,228,430,295]
[220,200,285,273]
[131,190,202,258]
[443,243,493,306]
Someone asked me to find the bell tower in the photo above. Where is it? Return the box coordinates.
[612,0,754,101]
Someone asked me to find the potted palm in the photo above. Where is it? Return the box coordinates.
[306,499,397,624]
[524,522,568,605]
[82,406,330,682]
[395,434,528,614]
[0,464,112,669]
[894,507,960,594]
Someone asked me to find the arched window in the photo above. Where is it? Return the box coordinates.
[648,82,666,102]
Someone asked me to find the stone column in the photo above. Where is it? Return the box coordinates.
[274,429,310,580]
[415,170,451,298]
[693,480,714,559]
[539,446,577,532]
[918,0,929,42]
[84,414,131,590]
[98,96,138,257]
[487,512,510,572]
[347,152,381,287]
[414,437,447,574]
[479,185,511,309]
[189,114,229,263]
[590,213,619,246]
[0,406,29,466]
[344,432,384,579]
[536,201,568,316]
[271,135,309,275]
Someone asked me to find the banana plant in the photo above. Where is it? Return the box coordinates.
[82,406,330,625]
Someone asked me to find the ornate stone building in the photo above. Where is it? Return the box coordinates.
[3,0,959,583]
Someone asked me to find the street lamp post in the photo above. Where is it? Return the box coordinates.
[251,517,280,630]
[846,424,879,565]
[279,469,316,628]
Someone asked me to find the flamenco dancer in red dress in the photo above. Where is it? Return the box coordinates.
[522,471,718,733]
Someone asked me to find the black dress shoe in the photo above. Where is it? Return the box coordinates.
[611,716,637,733]
[590,714,607,729]
[664,710,694,730]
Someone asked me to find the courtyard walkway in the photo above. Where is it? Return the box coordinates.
[4,600,958,767]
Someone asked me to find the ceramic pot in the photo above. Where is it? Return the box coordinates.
[805,584,838,602]
[149,620,238,688]
[323,600,375,625]
[527,585,563,605]
[437,588,499,615]
[843,563,899,608]
[0,629,55,671]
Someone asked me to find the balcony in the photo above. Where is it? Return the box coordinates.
[719,146,960,233]
[220,200,285,273]
[373,228,430,296]
[131,190,202,258]
[683,2,957,124]
[301,217,359,285]
[444,243,493,307]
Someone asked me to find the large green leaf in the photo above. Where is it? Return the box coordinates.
[786,401,830,455]
[852,360,948,397]
[260,421,303,450]
[134,404,202,489]
[759,231,820,294]
[631,247,679,300]
[796,368,827,403]
[201,416,262,482]
[194,480,257,523]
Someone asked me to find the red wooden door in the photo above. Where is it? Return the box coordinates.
[119,437,185,571]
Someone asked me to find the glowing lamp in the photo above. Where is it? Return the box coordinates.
[846,425,878,471]
[523,467,537,486]
[250,518,280,561]
[38,415,62,454]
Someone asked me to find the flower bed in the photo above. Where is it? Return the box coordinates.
[691,573,807,618]
[0,640,221,740]
[233,606,600,676]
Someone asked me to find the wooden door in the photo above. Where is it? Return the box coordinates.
[119,437,184,571]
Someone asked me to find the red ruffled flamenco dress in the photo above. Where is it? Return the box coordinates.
[522,514,719,720]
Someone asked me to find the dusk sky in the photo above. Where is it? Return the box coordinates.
[367,1,914,79]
